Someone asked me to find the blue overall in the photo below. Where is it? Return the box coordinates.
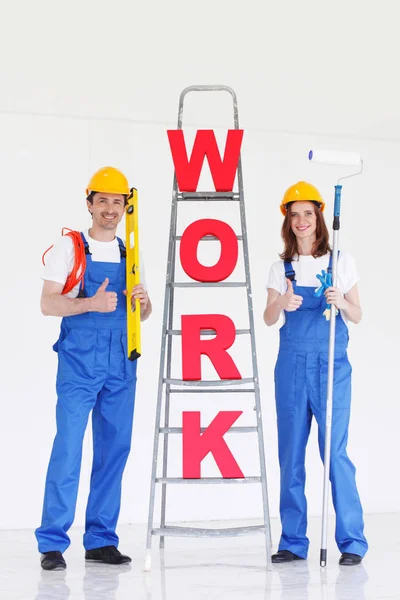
[274,255,368,558]
[35,233,137,553]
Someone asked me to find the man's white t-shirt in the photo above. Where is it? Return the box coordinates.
[42,228,147,299]
[266,251,359,326]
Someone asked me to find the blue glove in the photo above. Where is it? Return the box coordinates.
[315,270,333,309]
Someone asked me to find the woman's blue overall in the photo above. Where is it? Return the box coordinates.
[274,256,368,558]
[35,233,137,553]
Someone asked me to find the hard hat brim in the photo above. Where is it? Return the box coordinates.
[280,200,325,216]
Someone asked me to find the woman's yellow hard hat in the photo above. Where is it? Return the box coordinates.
[280,181,325,216]
[86,166,130,196]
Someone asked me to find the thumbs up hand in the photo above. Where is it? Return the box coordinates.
[280,278,303,312]
[89,278,118,313]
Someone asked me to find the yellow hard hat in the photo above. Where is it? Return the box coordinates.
[280,181,325,216]
[86,166,130,196]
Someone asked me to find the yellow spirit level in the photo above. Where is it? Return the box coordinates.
[125,187,141,361]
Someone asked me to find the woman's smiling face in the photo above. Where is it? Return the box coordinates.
[289,201,317,241]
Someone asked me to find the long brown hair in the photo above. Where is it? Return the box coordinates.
[279,202,331,262]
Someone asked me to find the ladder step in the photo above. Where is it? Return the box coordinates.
[159,426,257,434]
[175,234,243,241]
[164,378,254,387]
[166,328,250,336]
[152,525,264,538]
[170,282,247,288]
[156,477,261,484]
[168,388,256,394]
[177,192,239,201]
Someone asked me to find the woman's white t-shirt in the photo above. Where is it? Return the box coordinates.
[42,228,147,299]
[266,251,359,326]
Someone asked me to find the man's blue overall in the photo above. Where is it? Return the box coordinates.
[35,233,137,552]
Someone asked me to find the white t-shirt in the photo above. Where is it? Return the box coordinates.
[266,251,359,326]
[42,228,147,299]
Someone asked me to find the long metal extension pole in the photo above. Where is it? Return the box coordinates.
[320,184,342,567]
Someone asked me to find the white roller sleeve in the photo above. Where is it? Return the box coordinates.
[308,149,362,167]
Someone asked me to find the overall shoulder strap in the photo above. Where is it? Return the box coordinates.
[116,236,126,259]
[284,261,296,281]
[80,232,92,257]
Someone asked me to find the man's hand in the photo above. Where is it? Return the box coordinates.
[123,284,151,319]
[131,284,149,311]
[90,278,117,312]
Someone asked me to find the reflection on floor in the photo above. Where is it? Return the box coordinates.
[0,513,397,600]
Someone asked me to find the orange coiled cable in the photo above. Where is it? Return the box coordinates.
[42,228,87,295]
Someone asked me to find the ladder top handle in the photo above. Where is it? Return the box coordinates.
[178,85,239,130]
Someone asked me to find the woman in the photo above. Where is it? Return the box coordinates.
[264,181,368,566]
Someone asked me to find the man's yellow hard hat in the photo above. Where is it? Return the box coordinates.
[86,166,130,196]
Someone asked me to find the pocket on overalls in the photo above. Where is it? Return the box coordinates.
[274,351,300,412]
[319,351,352,409]
[57,328,97,382]
[119,331,138,382]
[315,312,331,341]
[52,324,72,353]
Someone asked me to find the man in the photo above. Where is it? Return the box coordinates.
[35,166,151,570]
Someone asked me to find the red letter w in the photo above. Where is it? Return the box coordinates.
[167,129,243,192]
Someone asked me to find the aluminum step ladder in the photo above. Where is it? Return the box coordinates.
[144,85,272,571]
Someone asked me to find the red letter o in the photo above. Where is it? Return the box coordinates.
[180,219,238,282]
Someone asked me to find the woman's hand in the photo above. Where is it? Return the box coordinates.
[279,278,303,312]
[324,287,347,310]
[324,284,362,324]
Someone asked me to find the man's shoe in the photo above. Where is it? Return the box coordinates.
[40,551,66,571]
[339,552,362,566]
[271,550,304,563]
[85,545,131,565]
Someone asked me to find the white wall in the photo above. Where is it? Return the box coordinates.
[1,0,399,534]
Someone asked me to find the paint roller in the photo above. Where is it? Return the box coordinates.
[308,149,362,168]
[309,148,363,568]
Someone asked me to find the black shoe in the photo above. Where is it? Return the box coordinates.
[85,545,131,565]
[339,552,362,566]
[40,551,66,571]
[271,550,304,563]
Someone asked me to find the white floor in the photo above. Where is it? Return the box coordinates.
[0,513,398,600]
